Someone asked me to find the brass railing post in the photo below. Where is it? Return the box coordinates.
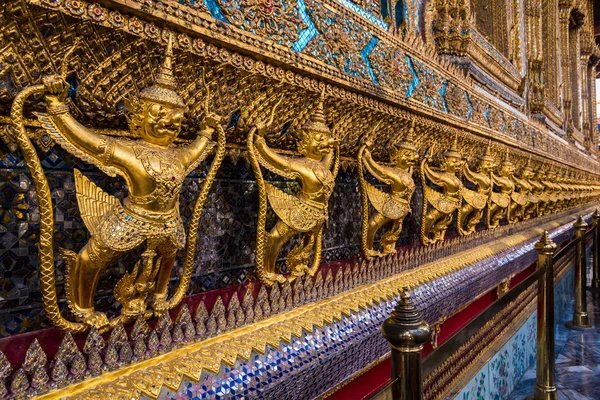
[382,288,431,400]
[533,231,558,400]
[567,216,592,329]
[591,209,600,290]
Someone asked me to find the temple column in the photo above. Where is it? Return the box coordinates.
[559,4,572,132]
[570,25,582,132]
[526,0,544,113]
[580,54,590,148]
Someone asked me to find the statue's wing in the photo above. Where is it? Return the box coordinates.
[462,188,488,210]
[183,141,216,176]
[366,182,389,214]
[265,183,323,232]
[34,113,120,177]
[511,192,528,206]
[424,185,459,214]
[73,169,120,237]
[366,182,410,219]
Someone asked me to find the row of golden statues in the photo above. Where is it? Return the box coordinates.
[7,39,600,333]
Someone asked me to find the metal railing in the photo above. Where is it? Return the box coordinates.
[376,212,598,400]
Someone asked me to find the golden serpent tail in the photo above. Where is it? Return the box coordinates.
[168,125,227,309]
[10,86,86,333]
[357,146,370,257]
[307,225,323,276]
[247,128,271,285]
[419,161,429,245]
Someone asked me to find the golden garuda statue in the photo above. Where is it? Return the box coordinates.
[529,168,546,217]
[457,141,495,236]
[247,90,340,285]
[508,159,532,223]
[540,169,559,214]
[357,121,418,259]
[10,37,226,333]
[488,149,515,228]
[514,158,536,220]
[553,171,567,211]
[420,135,464,246]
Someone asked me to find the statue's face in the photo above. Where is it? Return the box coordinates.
[442,155,463,172]
[141,102,184,146]
[394,148,418,169]
[535,171,545,180]
[520,169,534,179]
[304,129,335,159]
[477,159,496,173]
[499,164,515,176]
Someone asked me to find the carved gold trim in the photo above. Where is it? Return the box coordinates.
[37,207,598,399]
[466,34,522,92]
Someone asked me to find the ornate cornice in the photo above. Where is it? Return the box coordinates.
[9,0,599,176]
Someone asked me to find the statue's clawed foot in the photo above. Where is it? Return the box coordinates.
[83,311,110,333]
[151,294,169,317]
[264,272,287,285]
[364,248,383,259]
[382,249,397,257]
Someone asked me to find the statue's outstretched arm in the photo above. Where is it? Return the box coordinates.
[422,158,441,184]
[462,163,476,183]
[45,105,109,158]
[363,149,391,183]
[181,119,220,170]
[42,76,127,165]
[252,126,296,178]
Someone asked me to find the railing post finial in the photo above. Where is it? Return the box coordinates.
[382,287,431,400]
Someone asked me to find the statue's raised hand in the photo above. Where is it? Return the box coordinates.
[199,112,222,139]
[43,75,69,103]
[254,118,272,138]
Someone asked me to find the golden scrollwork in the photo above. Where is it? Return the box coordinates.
[488,149,515,228]
[10,36,226,333]
[420,135,464,246]
[457,141,496,236]
[247,89,340,285]
[358,120,418,259]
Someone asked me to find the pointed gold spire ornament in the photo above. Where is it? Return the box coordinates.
[139,35,186,109]
[443,133,461,159]
[302,87,331,134]
[479,140,494,162]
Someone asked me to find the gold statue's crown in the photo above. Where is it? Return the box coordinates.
[139,34,186,109]
[501,147,513,167]
[522,155,533,172]
[302,88,331,134]
[396,120,417,151]
[478,140,494,162]
[443,133,461,158]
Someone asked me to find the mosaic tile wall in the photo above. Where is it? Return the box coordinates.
[0,145,425,336]
[454,265,576,400]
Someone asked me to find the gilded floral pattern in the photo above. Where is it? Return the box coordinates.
[217,0,307,45]
[368,42,413,94]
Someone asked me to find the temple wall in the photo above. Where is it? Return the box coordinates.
[0,0,599,399]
